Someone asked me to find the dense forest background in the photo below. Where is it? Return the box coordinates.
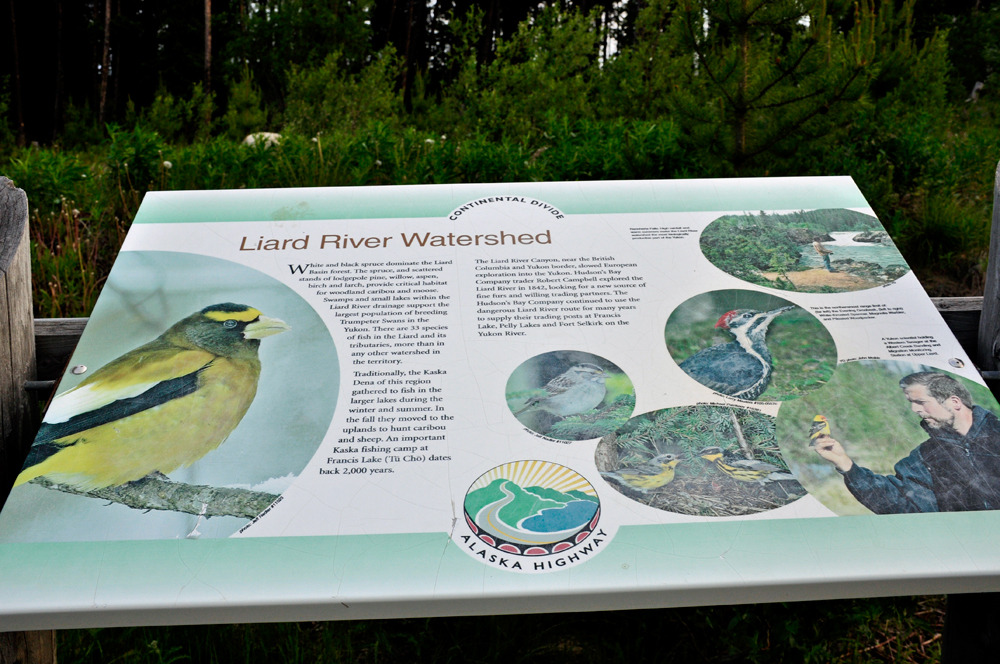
[0,0,998,316]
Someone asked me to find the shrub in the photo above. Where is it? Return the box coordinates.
[283,48,403,138]
[223,69,269,141]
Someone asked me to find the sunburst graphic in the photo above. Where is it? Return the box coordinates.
[464,460,600,556]
[469,460,598,496]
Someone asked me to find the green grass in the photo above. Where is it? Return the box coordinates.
[56,596,946,663]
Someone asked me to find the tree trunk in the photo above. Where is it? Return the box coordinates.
[735,0,749,170]
[7,0,25,146]
[111,0,121,122]
[53,0,64,142]
[98,0,111,126]
[205,0,212,96]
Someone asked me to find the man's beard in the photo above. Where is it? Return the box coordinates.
[923,413,957,430]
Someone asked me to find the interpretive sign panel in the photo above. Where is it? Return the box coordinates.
[3,177,1000,629]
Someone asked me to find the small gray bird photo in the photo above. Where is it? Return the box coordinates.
[506,350,635,441]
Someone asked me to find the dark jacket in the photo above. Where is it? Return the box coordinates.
[842,406,1000,514]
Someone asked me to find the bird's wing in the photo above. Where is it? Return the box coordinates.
[679,343,763,394]
[31,346,216,456]
[728,459,782,472]
[542,372,577,397]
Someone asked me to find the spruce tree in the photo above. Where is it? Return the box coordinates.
[659,0,892,173]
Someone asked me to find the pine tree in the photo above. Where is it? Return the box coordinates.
[658,0,891,173]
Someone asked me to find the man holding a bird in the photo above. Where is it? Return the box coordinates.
[809,372,1000,514]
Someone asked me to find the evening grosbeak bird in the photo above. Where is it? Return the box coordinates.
[14,303,290,491]
[697,446,796,485]
[601,454,682,493]
[808,415,831,446]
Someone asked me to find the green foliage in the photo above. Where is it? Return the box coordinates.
[598,0,684,122]
[106,125,167,193]
[599,404,805,516]
[699,209,894,289]
[658,0,885,172]
[549,394,636,440]
[59,100,104,150]
[946,5,1000,94]
[6,148,128,318]
[54,596,947,663]
[0,77,13,152]
[284,49,403,138]
[614,405,783,470]
[142,83,216,145]
[700,214,804,284]
[9,0,1000,314]
[6,149,88,217]
[427,7,604,142]
[223,69,268,141]
[225,0,374,107]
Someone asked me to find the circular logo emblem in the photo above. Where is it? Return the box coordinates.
[457,461,608,572]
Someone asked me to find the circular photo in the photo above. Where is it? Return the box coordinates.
[666,290,836,402]
[699,208,911,293]
[595,405,806,516]
[506,351,635,441]
[776,360,1000,516]
[464,461,601,556]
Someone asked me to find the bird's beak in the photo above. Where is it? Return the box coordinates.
[766,305,795,319]
[244,316,291,339]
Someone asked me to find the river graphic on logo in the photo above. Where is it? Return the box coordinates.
[463,460,601,556]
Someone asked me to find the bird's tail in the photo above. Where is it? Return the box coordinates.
[767,472,798,482]
[513,400,539,416]
[12,464,43,488]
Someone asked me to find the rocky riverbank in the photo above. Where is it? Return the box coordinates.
[831,258,909,283]
[851,230,893,245]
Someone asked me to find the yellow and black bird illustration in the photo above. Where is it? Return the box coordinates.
[808,415,831,447]
[697,446,796,485]
[14,303,290,491]
[600,454,682,493]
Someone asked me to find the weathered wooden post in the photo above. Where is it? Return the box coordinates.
[0,177,36,507]
[978,160,1000,374]
[940,160,1000,664]
[0,177,54,664]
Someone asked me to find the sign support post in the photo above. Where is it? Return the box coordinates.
[0,177,50,664]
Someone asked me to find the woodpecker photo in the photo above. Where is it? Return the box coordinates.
[678,306,794,400]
